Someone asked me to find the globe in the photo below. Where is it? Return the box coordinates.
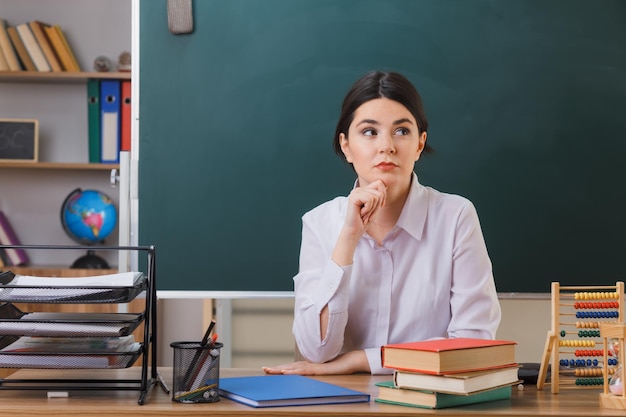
[60,188,117,269]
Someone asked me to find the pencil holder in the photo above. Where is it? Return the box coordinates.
[170,341,223,403]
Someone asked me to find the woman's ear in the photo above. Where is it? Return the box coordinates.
[339,133,353,163]
[415,131,427,161]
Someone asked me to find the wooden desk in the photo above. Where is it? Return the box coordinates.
[0,368,623,416]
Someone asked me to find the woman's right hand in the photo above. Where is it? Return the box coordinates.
[332,180,386,266]
[345,179,387,235]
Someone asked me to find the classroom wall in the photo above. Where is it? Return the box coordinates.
[157,297,552,368]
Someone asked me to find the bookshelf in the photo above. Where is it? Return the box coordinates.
[0,71,131,83]
[0,0,131,271]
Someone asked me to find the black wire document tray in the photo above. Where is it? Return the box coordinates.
[0,271,146,303]
[0,303,144,337]
[0,244,167,405]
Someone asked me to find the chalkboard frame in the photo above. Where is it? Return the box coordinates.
[0,118,39,162]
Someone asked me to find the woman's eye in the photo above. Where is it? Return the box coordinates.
[362,128,377,136]
[395,127,410,136]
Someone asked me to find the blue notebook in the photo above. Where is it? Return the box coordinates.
[218,375,370,407]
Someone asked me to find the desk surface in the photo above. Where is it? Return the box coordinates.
[0,368,623,416]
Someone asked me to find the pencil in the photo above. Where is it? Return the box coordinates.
[181,320,217,388]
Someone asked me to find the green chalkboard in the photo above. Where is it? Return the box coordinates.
[139,0,626,292]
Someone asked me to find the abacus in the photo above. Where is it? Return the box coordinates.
[537,282,624,393]
[599,323,626,410]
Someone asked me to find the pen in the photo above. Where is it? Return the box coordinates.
[201,319,216,346]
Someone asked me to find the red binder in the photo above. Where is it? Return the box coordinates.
[120,80,132,152]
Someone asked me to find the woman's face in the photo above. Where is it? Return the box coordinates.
[340,98,426,191]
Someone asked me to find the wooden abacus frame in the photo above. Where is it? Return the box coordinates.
[537,282,624,393]
[599,323,626,410]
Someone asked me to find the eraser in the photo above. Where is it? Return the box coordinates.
[47,391,69,398]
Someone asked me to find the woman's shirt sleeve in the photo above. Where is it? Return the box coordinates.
[292,210,352,364]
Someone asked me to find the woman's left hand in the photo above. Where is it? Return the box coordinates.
[262,350,369,375]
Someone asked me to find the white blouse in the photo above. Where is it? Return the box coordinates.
[292,173,501,374]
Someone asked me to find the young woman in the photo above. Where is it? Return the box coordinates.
[264,71,501,375]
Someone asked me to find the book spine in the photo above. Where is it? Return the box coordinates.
[53,25,80,71]
[0,211,29,266]
[6,26,35,71]
[0,19,21,71]
[15,23,50,72]
[43,25,73,72]
[28,21,62,72]
[0,44,8,71]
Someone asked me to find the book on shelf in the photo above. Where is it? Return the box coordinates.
[27,21,62,72]
[393,365,521,395]
[0,19,21,71]
[0,211,29,266]
[218,375,370,407]
[15,22,50,72]
[375,381,512,409]
[6,25,36,71]
[0,40,8,70]
[381,338,517,374]
[44,24,80,72]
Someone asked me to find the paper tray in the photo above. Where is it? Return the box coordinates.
[0,343,143,369]
[0,277,147,304]
[0,349,143,369]
[0,304,144,337]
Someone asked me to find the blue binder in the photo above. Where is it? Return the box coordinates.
[100,80,121,163]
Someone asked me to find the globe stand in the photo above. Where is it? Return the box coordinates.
[71,249,110,269]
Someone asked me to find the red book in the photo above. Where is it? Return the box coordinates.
[0,211,29,266]
[381,338,517,375]
[120,80,131,152]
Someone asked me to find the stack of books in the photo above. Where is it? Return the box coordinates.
[378,338,520,409]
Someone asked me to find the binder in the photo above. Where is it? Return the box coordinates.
[100,80,121,163]
[87,79,101,163]
[120,80,131,152]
